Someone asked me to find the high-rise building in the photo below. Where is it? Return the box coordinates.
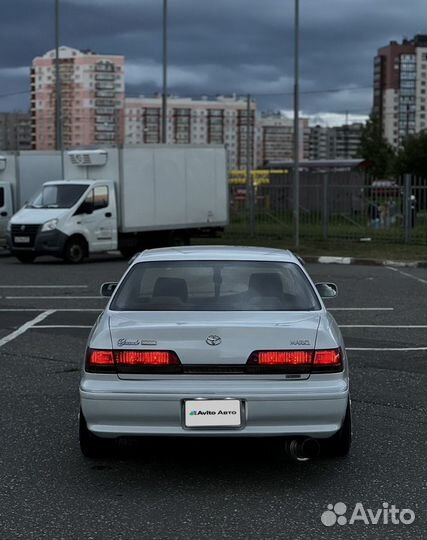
[0,112,32,150]
[31,46,125,150]
[308,123,363,160]
[373,35,427,147]
[255,113,309,165]
[124,95,256,170]
[308,125,329,160]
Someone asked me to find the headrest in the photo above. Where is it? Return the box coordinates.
[152,277,188,302]
[248,272,283,297]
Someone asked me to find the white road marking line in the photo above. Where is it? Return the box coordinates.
[329,308,394,311]
[0,285,88,289]
[348,347,427,351]
[386,266,427,285]
[4,296,103,299]
[0,310,56,348]
[340,325,427,328]
[31,325,92,329]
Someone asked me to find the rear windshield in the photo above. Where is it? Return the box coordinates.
[110,260,321,311]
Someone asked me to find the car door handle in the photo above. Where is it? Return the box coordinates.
[0,211,7,217]
[105,212,112,218]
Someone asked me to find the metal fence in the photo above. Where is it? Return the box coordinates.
[228,170,427,245]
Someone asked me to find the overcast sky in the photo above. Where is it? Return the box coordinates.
[1,0,426,125]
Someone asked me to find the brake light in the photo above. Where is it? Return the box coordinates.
[247,348,343,374]
[312,348,343,372]
[114,351,179,366]
[86,350,115,372]
[247,350,313,373]
[257,351,313,365]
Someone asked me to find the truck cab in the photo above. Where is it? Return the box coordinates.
[8,179,118,263]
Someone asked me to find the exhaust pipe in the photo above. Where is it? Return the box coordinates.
[285,437,320,461]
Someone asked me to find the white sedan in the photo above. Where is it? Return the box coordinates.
[79,246,351,459]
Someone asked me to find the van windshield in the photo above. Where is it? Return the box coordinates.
[28,184,88,209]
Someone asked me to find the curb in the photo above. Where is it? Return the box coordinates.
[302,255,427,268]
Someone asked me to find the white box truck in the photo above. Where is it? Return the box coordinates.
[8,145,228,263]
[0,151,62,248]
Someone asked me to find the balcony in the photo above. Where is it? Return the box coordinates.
[95,73,115,81]
[96,90,115,98]
[95,82,115,90]
[95,63,115,73]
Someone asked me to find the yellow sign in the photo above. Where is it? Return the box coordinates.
[229,169,288,186]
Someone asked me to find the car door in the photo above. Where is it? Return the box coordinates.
[79,185,117,252]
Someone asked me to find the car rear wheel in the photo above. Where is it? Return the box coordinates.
[79,410,116,458]
[323,399,352,457]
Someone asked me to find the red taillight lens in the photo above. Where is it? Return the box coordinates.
[257,351,313,365]
[114,351,179,366]
[114,350,181,373]
[313,348,343,372]
[247,348,343,374]
[85,349,182,373]
[86,349,115,372]
[247,350,313,373]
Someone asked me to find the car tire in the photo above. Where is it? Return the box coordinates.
[64,237,86,264]
[79,410,116,458]
[323,399,352,458]
[15,252,36,264]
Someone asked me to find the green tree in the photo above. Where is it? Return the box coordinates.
[358,115,395,179]
[394,131,427,179]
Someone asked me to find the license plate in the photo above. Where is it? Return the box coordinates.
[184,399,242,428]
[14,236,30,243]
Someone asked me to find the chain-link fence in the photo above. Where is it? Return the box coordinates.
[228,169,427,245]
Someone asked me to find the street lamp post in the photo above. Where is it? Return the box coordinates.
[293,0,300,249]
[161,0,168,144]
[54,0,64,176]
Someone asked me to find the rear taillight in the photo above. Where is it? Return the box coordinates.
[85,349,182,373]
[247,350,313,373]
[312,348,343,373]
[247,348,343,374]
[114,350,181,373]
[86,350,115,372]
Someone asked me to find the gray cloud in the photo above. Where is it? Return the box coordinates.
[1,0,426,119]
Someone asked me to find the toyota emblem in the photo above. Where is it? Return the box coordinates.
[21,225,25,231]
[206,335,221,346]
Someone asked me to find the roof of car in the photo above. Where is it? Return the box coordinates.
[134,245,298,263]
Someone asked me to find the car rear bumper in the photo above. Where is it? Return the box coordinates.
[80,375,349,438]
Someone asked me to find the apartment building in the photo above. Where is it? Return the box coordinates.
[31,46,125,150]
[308,123,363,160]
[0,112,32,150]
[124,95,256,170]
[256,113,309,165]
[373,34,427,146]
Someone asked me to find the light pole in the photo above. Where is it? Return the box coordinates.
[293,0,300,249]
[161,0,168,144]
[54,0,64,176]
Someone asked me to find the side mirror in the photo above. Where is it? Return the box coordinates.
[315,282,338,299]
[100,282,118,297]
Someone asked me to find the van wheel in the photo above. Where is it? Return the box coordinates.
[15,252,36,264]
[323,400,352,457]
[79,410,116,458]
[64,237,86,264]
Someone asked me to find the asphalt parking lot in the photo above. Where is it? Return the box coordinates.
[0,253,426,540]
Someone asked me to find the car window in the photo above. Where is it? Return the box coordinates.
[0,187,4,208]
[110,260,321,311]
